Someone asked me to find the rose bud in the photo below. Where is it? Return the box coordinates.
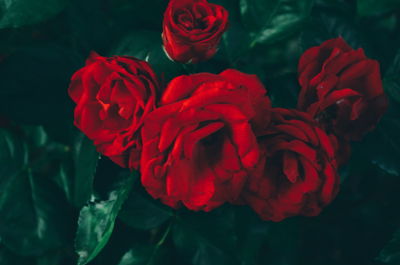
[68,52,159,169]
[297,37,387,141]
[139,69,271,211]
[242,108,340,222]
[162,0,228,63]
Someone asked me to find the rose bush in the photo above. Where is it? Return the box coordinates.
[68,52,159,168]
[242,108,340,222]
[297,37,387,141]
[162,0,228,63]
[2,0,399,263]
[139,69,271,211]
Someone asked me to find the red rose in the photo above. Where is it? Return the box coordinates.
[242,108,340,222]
[139,69,271,211]
[68,52,159,169]
[298,37,387,140]
[162,0,228,63]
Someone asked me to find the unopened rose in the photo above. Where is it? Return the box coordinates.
[162,0,228,63]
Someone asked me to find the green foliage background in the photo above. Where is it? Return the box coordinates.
[0,0,400,264]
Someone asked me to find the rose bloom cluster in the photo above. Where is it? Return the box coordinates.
[68,0,387,221]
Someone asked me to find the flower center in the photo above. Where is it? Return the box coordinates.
[176,4,213,31]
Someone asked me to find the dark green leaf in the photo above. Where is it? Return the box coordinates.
[0,167,70,255]
[119,189,172,230]
[357,0,400,17]
[361,114,400,177]
[0,0,67,28]
[0,129,73,256]
[75,174,135,265]
[353,46,400,176]
[173,206,238,265]
[0,129,28,181]
[384,49,400,104]
[378,228,400,264]
[53,162,73,205]
[300,2,366,51]
[384,79,400,106]
[118,244,168,265]
[240,0,314,46]
[0,244,31,265]
[212,0,251,64]
[72,133,99,207]
[21,125,48,148]
[36,251,64,265]
[110,30,183,84]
